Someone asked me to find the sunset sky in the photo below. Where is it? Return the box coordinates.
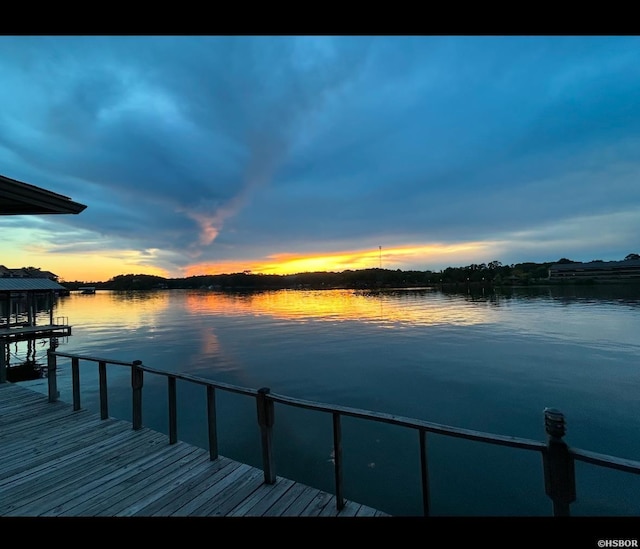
[1,36,639,282]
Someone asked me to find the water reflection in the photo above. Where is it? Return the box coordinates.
[32,284,640,516]
[184,288,493,327]
[65,290,171,331]
[52,287,640,354]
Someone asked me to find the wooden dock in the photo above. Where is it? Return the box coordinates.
[0,323,72,343]
[0,382,389,518]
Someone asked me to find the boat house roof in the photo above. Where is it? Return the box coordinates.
[0,278,66,292]
[0,174,87,216]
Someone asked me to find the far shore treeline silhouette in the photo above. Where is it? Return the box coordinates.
[60,255,640,291]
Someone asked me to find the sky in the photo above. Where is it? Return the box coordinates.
[1,35,639,282]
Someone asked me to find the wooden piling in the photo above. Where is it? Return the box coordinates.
[131,360,143,430]
[257,387,276,484]
[543,407,576,516]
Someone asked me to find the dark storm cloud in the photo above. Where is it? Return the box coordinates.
[0,36,375,257]
[1,35,639,273]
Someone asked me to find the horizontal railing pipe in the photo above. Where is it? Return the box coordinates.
[571,449,640,474]
[52,350,134,367]
[268,391,546,452]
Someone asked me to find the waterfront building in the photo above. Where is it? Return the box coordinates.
[548,259,640,281]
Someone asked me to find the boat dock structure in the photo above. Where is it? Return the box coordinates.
[0,277,72,384]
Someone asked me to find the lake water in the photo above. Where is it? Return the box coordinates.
[11,284,640,516]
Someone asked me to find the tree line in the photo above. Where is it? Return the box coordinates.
[59,255,638,291]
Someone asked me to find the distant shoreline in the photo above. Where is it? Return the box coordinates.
[60,257,640,291]
[62,278,640,293]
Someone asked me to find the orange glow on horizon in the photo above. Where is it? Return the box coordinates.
[6,240,499,282]
[183,241,496,277]
[5,250,172,283]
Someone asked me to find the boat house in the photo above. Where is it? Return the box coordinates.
[548,258,640,281]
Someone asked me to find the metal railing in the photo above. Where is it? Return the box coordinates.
[45,349,640,516]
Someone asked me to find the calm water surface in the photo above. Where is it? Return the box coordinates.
[15,285,640,516]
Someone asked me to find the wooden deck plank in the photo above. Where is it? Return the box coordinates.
[0,429,164,514]
[0,417,128,468]
[94,447,212,516]
[169,462,255,516]
[0,415,104,458]
[35,436,188,517]
[0,402,78,431]
[334,500,362,517]
[51,443,201,516]
[299,490,336,516]
[0,422,134,487]
[125,456,236,516]
[0,430,168,510]
[0,408,97,442]
[0,390,44,409]
[0,424,147,495]
[0,421,147,486]
[261,482,310,516]
[355,504,381,517]
[226,477,296,517]
[0,403,69,424]
[279,485,320,516]
[1,430,170,516]
[318,495,341,516]
[0,382,391,517]
[190,466,266,516]
[144,458,241,516]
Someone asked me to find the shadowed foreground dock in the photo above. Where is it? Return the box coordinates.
[0,383,389,517]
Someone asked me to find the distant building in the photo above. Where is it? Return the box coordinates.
[0,265,24,278]
[0,266,58,280]
[548,259,640,281]
[22,267,58,281]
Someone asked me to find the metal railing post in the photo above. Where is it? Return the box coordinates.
[71,357,81,411]
[98,361,108,419]
[332,412,345,511]
[0,341,6,384]
[256,387,276,484]
[207,385,218,460]
[131,360,143,430]
[542,407,576,516]
[47,347,58,402]
[419,429,431,516]
[168,375,177,444]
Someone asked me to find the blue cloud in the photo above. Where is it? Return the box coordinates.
[1,35,639,274]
